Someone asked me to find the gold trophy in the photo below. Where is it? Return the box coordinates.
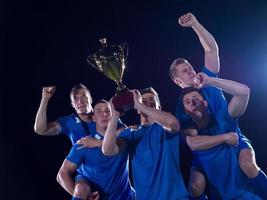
[87,38,133,113]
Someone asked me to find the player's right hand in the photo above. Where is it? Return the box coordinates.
[42,86,55,99]
[178,12,198,27]
[224,132,239,146]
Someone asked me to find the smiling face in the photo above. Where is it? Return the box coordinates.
[93,101,111,131]
[71,88,92,114]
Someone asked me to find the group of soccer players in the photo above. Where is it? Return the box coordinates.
[34,13,267,200]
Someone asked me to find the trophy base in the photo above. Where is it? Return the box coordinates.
[112,89,134,113]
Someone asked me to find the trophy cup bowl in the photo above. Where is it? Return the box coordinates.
[87,38,134,113]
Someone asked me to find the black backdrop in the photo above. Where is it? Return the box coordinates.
[3,0,267,199]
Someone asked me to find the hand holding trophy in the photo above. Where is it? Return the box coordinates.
[87,38,134,113]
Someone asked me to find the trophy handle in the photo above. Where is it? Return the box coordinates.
[86,55,101,71]
[119,42,128,60]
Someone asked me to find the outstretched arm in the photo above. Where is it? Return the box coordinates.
[133,90,180,133]
[196,72,250,118]
[179,12,219,74]
[34,86,61,135]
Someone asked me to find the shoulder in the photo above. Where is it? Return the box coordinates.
[201,66,218,78]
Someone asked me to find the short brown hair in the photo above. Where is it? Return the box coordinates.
[140,87,161,108]
[70,83,92,103]
[169,58,188,81]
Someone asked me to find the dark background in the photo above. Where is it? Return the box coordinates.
[3,0,267,199]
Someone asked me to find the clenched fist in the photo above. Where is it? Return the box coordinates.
[178,12,198,27]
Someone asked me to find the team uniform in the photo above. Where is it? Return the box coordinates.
[119,123,189,200]
[192,104,261,199]
[176,67,227,129]
[66,122,135,200]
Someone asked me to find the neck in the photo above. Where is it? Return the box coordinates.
[96,125,107,136]
[193,112,210,129]
[77,113,92,122]
[141,115,153,126]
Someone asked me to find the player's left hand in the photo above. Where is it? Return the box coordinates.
[76,136,102,149]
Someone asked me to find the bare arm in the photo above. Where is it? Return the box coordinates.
[186,132,238,151]
[102,103,127,156]
[197,73,250,118]
[179,12,219,73]
[34,86,61,135]
[133,90,180,133]
[56,159,77,196]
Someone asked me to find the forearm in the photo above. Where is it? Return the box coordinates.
[34,98,49,134]
[56,171,75,196]
[138,104,180,133]
[192,21,218,52]
[102,117,120,155]
[208,77,250,97]
[186,134,225,151]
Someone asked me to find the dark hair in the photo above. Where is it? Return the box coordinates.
[93,99,109,108]
[70,83,92,101]
[178,87,204,109]
[140,87,161,107]
[169,58,188,81]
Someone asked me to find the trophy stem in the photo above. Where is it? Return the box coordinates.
[116,82,126,93]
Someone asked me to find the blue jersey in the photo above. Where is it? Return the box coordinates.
[66,125,134,200]
[57,114,125,145]
[176,67,227,129]
[57,114,91,145]
[194,107,260,200]
[120,123,188,200]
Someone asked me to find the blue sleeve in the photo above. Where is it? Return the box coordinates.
[56,115,73,135]
[202,86,227,114]
[118,128,135,142]
[176,67,225,129]
[66,144,84,166]
[201,66,227,114]
[201,66,218,78]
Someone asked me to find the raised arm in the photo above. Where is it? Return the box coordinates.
[179,12,219,73]
[102,102,127,156]
[133,90,180,133]
[197,72,250,118]
[34,86,62,135]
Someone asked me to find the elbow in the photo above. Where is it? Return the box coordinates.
[186,136,197,151]
[168,117,180,133]
[56,170,63,184]
[242,85,250,96]
[34,126,45,135]
[101,146,115,156]
[205,43,218,53]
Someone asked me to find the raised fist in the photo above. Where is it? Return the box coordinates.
[178,12,198,27]
[42,86,55,99]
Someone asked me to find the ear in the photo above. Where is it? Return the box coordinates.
[174,77,183,88]
[92,114,96,122]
